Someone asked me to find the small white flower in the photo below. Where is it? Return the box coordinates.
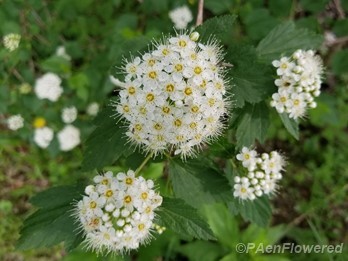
[57,125,81,151]
[169,5,193,30]
[233,183,254,200]
[34,127,54,148]
[3,33,21,52]
[7,114,24,130]
[61,106,77,123]
[236,147,257,171]
[34,73,63,102]
[56,46,71,60]
[86,102,99,116]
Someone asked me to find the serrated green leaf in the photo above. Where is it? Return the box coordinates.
[195,15,236,42]
[256,21,323,63]
[236,102,270,148]
[279,113,299,140]
[228,196,272,227]
[226,44,275,107]
[81,105,131,171]
[17,184,84,251]
[168,157,233,209]
[158,197,216,240]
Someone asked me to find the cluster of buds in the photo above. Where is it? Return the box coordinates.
[75,170,162,254]
[271,49,323,119]
[233,147,286,201]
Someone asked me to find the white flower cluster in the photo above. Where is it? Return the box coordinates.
[57,125,81,151]
[3,33,21,52]
[233,147,285,201]
[87,102,99,116]
[271,49,323,119]
[169,5,193,29]
[116,32,228,158]
[34,127,54,148]
[75,170,162,254]
[34,72,63,102]
[61,106,77,124]
[7,114,24,130]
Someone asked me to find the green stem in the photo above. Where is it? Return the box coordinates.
[135,152,154,176]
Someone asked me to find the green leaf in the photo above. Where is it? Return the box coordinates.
[41,56,71,75]
[179,241,224,261]
[195,15,236,42]
[236,102,270,148]
[17,184,85,251]
[228,196,272,227]
[226,44,275,107]
[158,197,216,240]
[205,0,233,15]
[81,105,131,171]
[203,204,239,248]
[256,21,323,63]
[279,113,299,140]
[168,157,233,209]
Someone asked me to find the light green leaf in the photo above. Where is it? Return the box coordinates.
[279,113,299,140]
[179,241,224,261]
[17,184,84,251]
[81,104,131,171]
[195,15,236,42]
[228,196,272,227]
[203,204,239,248]
[236,102,270,148]
[256,21,323,63]
[168,157,233,209]
[158,197,216,240]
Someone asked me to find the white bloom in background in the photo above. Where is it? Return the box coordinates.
[3,33,21,52]
[115,32,229,159]
[61,106,77,123]
[233,147,286,201]
[34,127,54,148]
[87,102,99,116]
[57,125,81,151]
[7,114,24,130]
[74,170,162,254]
[169,5,193,29]
[271,49,323,119]
[34,73,63,102]
[56,46,71,60]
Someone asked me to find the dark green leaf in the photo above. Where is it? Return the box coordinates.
[279,113,299,140]
[168,157,233,209]
[158,197,216,240]
[256,21,323,63]
[226,44,275,107]
[17,184,85,251]
[81,105,131,171]
[228,196,272,227]
[196,15,236,42]
[236,102,270,148]
[205,0,234,15]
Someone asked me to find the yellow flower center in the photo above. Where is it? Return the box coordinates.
[191,105,199,113]
[124,195,132,203]
[138,223,145,231]
[125,178,133,185]
[135,124,142,131]
[200,80,207,88]
[141,192,148,199]
[294,99,300,106]
[145,206,151,213]
[208,98,216,106]
[281,63,287,69]
[241,187,247,193]
[162,49,169,55]
[148,71,157,79]
[175,64,183,72]
[244,154,250,160]
[166,84,174,92]
[190,122,197,129]
[140,106,147,114]
[146,93,155,102]
[176,135,184,141]
[89,201,97,209]
[105,190,113,197]
[178,40,187,47]
[123,105,130,113]
[33,117,46,128]
[162,106,170,114]
[194,66,202,74]
[154,123,162,130]
[280,97,287,103]
[184,87,192,95]
[148,59,156,66]
[128,86,136,95]
[101,179,109,185]
[174,119,182,127]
